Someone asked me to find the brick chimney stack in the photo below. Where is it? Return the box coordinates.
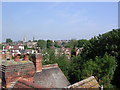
[14,54,21,61]
[32,53,42,72]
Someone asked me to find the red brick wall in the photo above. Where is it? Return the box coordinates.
[2,62,35,88]
[32,54,42,72]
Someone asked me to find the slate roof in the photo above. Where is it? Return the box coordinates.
[67,76,100,88]
[33,67,70,88]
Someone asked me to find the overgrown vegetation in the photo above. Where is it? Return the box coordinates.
[37,29,120,88]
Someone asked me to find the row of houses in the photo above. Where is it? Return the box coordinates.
[1,40,84,61]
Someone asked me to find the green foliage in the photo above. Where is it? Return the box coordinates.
[28,40,31,42]
[42,48,55,64]
[54,41,61,48]
[65,29,119,88]
[6,38,12,43]
[20,55,24,59]
[33,40,37,42]
[68,56,83,83]
[61,42,66,47]
[55,55,70,79]
[39,29,120,88]
[81,54,117,88]
[29,53,33,61]
[47,40,53,48]
[80,29,120,88]
[42,48,70,79]
[82,29,120,60]
[0,44,3,50]
[77,39,90,48]
[65,39,78,49]
[37,40,46,49]
[24,45,28,49]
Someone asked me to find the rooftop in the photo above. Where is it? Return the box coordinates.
[1,60,33,66]
[13,78,48,89]
[34,67,70,88]
[67,76,100,88]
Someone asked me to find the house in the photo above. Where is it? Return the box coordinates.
[1,53,70,89]
[73,47,83,56]
[2,44,25,56]
[62,47,71,59]
[27,42,37,48]
[0,53,100,89]
[62,48,71,56]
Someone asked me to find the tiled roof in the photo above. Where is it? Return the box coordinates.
[34,66,70,88]
[12,45,19,50]
[13,78,48,89]
[1,60,33,66]
[67,76,100,88]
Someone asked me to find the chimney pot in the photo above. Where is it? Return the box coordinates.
[14,54,21,61]
[24,54,29,61]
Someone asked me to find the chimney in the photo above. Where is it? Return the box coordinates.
[14,54,21,61]
[24,54,29,61]
[32,53,42,72]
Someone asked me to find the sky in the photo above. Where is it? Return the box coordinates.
[0,2,2,43]
[118,1,120,29]
[2,2,118,42]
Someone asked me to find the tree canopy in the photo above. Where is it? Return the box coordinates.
[47,40,53,48]
[35,29,120,88]
[79,29,120,88]
[37,40,46,49]
[6,38,12,43]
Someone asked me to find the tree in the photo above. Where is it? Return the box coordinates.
[77,39,90,47]
[28,40,31,42]
[0,44,3,50]
[33,40,37,42]
[6,38,12,43]
[47,40,53,48]
[81,53,117,88]
[42,48,55,63]
[42,48,70,80]
[54,41,61,48]
[24,45,28,49]
[80,29,120,88]
[68,56,84,84]
[65,39,78,49]
[39,29,120,88]
[61,42,66,47]
[55,55,70,79]
[66,29,119,88]
[37,40,46,49]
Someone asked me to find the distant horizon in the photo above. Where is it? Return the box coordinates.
[2,2,118,42]
[2,28,118,43]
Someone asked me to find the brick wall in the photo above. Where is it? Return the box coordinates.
[32,53,42,72]
[2,61,35,88]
